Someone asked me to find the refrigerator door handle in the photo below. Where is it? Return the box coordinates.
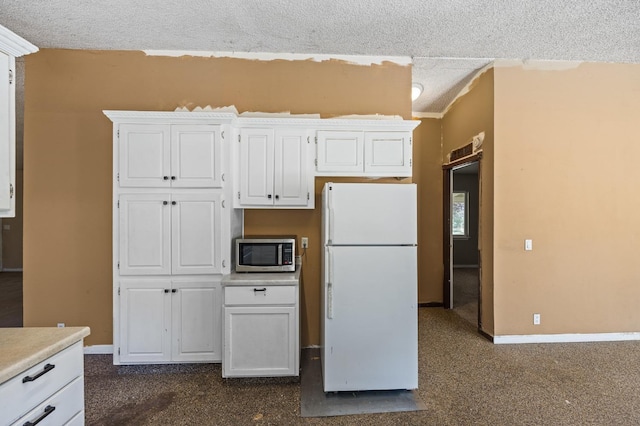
[327,283,333,319]
[328,208,334,243]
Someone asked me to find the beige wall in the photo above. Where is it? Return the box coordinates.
[442,69,495,334]
[23,49,411,346]
[412,118,443,303]
[493,62,640,335]
[1,170,23,269]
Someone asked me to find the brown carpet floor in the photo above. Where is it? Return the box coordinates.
[453,267,478,327]
[84,308,640,425]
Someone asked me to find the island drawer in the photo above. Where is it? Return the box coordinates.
[12,376,84,426]
[224,285,296,305]
[0,341,83,425]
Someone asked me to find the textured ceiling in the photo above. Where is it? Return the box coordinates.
[1,0,639,115]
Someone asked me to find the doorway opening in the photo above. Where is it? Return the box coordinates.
[443,154,481,329]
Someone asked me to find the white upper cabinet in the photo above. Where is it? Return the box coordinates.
[237,126,313,209]
[119,124,222,188]
[316,126,417,177]
[316,131,364,174]
[0,25,37,218]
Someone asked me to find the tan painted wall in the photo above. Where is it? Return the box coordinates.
[1,170,23,269]
[493,62,640,335]
[412,118,443,303]
[23,49,411,346]
[442,69,495,334]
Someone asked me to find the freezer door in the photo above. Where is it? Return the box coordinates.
[324,183,417,245]
[322,246,418,391]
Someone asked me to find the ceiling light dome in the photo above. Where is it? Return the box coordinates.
[411,83,423,101]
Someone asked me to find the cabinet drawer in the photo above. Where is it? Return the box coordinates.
[12,376,84,426]
[0,342,83,425]
[225,286,296,305]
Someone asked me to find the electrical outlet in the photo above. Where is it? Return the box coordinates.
[57,323,65,328]
[533,314,541,325]
[301,237,309,249]
[525,239,533,251]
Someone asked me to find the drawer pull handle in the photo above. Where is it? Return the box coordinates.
[23,405,55,426]
[22,363,55,383]
[253,288,267,293]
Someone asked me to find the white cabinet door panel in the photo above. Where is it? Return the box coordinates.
[316,131,363,173]
[172,280,221,362]
[274,129,309,206]
[171,125,222,188]
[120,279,172,363]
[119,194,171,275]
[239,128,274,205]
[119,124,171,187]
[224,306,296,377]
[171,193,222,275]
[0,52,13,216]
[365,131,411,175]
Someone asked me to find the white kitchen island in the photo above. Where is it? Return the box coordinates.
[0,326,90,425]
[222,269,301,378]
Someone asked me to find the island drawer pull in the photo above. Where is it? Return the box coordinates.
[23,405,56,426]
[253,288,267,292]
[22,363,55,383]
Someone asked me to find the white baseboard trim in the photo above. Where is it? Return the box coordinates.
[84,344,114,355]
[494,332,640,344]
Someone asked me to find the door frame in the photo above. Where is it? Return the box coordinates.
[442,153,483,327]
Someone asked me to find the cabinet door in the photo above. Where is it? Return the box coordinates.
[171,279,222,362]
[223,306,296,377]
[274,128,311,207]
[316,130,364,173]
[364,131,412,176]
[119,279,172,363]
[171,193,223,275]
[0,52,15,217]
[119,124,171,187]
[119,194,172,275]
[239,128,274,206]
[171,125,222,188]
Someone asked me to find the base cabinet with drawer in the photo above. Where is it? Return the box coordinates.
[0,339,86,426]
[222,272,300,378]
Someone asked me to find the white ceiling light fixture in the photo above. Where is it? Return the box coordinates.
[411,83,423,101]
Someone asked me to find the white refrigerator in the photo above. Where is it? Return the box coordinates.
[321,182,418,392]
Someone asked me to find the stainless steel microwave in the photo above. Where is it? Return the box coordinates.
[235,237,296,272]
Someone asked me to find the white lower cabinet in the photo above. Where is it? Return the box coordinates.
[119,278,222,363]
[0,342,84,426]
[223,283,300,378]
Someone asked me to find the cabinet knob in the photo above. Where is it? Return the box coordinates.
[171,289,177,293]
[267,194,272,199]
[164,289,170,293]
[171,201,177,205]
[163,201,168,205]
[171,176,176,180]
[163,176,169,180]
[275,195,280,200]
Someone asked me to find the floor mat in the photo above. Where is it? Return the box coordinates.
[299,348,427,418]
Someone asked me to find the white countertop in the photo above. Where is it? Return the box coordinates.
[0,326,90,383]
[222,268,301,286]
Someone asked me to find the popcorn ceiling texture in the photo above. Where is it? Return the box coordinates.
[2,0,639,113]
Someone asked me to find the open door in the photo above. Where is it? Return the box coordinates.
[442,154,482,329]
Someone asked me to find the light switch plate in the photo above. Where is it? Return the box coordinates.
[525,239,533,251]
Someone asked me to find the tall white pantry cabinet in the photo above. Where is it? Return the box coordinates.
[105,111,242,365]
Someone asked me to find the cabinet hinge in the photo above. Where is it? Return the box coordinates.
[410,159,412,167]
[117,261,120,269]
[410,137,412,145]
[221,130,225,140]
[118,347,121,355]
[117,173,119,182]
[117,129,120,138]
[8,69,13,85]
[307,136,310,144]
[314,158,317,166]
[307,192,310,201]
[222,199,226,209]
[9,183,13,199]
[238,135,241,143]
[118,287,120,296]
[117,200,120,208]
[237,191,240,200]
